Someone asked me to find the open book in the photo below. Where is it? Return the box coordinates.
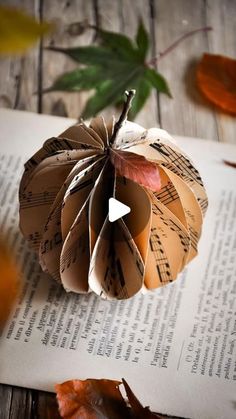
[0,109,235,419]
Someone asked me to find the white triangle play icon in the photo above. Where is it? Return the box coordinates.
[108,198,131,222]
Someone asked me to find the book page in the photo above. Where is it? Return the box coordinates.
[0,109,236,419]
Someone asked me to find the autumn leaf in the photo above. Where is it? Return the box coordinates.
[0,242,20,329]
[0,5,53,54]
[196,53,236,115]
[55,378,163,418]
[55,379,132,418]
[46,24,211,119]
[46,20,171,120]
[109,148,161,192]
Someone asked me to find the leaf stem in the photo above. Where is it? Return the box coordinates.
[148,26,213,66]
[109,90,136,146]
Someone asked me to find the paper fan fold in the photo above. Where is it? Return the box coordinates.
[19,116,208,300]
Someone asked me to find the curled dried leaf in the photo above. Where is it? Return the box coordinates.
[55,378,132,418]
[55,378,162,418]
[110,149,161,192]
[196,53,236,115]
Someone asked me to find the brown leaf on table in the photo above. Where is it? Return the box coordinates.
[55,378,163,418]
[0,242,20,329]
[55,378,132,418]
[110,149,161,192]
[223,159,236,168]
[196,53,236,115]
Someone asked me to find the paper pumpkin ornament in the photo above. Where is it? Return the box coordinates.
[19,91,208,300]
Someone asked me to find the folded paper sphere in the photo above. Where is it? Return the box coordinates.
[19,116,208,300]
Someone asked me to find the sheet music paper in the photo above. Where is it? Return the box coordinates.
[0,109,236,419]
[18,114,208,300]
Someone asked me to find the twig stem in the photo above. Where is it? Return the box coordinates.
[109,90,136,146]
[148,26,212,66]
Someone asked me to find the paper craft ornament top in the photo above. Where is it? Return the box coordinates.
[19,91,208,300]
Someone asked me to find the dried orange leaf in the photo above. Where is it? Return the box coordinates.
[55,378,163,419]
[0,242,20,329]
[223,159,236,168]
[196,53,236,115]
[55,379,132,418]
[110,149,161,192]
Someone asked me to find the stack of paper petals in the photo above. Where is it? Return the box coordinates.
[19,117,208,300]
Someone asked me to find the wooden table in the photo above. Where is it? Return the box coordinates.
[0,0,235,417]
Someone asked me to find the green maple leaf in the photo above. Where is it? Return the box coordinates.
[46,20,171,120]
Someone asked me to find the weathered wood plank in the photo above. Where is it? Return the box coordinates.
[95,0,158,127]
[42,0,95,118]
[120,0,159,128]
[9,387,32,419]
[206,0,236,144]
[34,390,60,418]
[0,0,40,112]
[93,0,121,122]
[0,385,12,419]
[96,0,121,31]
[153,0,220,141]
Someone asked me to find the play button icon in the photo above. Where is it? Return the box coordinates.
[108,198,131,222]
